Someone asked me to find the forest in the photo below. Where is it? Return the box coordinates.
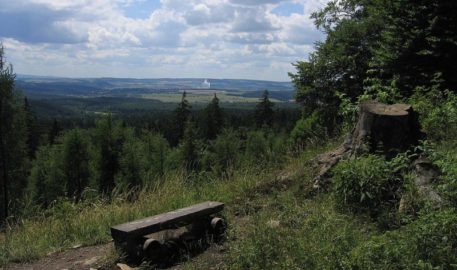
[1,0,457,269]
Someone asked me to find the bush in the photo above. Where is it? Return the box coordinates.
[332,155,402,216]
[290,112,326,149]
[410,84,457,142]
[244,130,269,163]
[350,209,457,269]
[201,129,241,176]
[423,141,457,208]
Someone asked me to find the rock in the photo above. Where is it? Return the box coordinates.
[117,263,136,270]
[413,157,440,186]
[266,219,280,228]
[84,256,100,265]
[399,157,443,213]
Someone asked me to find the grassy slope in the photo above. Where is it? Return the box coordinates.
[1,142,382,268]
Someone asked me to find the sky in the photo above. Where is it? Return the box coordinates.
[0,0,329,81]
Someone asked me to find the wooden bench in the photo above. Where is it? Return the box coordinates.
[110,201,225,263]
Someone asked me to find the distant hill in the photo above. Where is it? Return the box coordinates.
[15,75,297,118]
[15,75,294,98]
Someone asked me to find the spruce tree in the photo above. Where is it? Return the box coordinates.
[254,90,274,128]
[205,93,223,140]
[0,45,14,224]
[181,119,198,172]
[0,45,28,225]
[173,91,191,145]
[23,97,38,158]
[62,129,90,202]
[48,118,61,144]
[92,115,124,195]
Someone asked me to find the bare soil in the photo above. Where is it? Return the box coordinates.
[4,243,114,270]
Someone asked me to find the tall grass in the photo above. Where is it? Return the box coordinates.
[0,163,283,265]
[0,141,339,267]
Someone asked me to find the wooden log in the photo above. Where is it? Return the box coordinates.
[111,201,224,243]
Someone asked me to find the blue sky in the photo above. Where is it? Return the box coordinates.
[0,0,329,81]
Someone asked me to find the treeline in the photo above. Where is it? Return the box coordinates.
[27,103,289,207]
[0,48,300,224]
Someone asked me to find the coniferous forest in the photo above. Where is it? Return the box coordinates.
[2,0,457,269]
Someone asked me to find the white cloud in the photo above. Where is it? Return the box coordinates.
[0,0,330,81]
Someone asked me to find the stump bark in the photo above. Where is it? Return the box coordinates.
[313,101,425,188]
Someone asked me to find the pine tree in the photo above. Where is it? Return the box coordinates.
[117,129,144,189]
[143,131,169,178]
[173,91,191,145]
[48,118,62,144]
[23,97,38,158]
[369,0,457,97]
[62,129,90,202]
[205,93,223,140]
[0,45,28,225]
[28,144,65,207]
[0,45,14,224]
[181,119,198,172]
[254,90,274,128]
[92,115,124,195]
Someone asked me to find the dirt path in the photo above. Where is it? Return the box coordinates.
[4,243,115,270]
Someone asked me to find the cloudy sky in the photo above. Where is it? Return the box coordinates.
[0,0,328,81]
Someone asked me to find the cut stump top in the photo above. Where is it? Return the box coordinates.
[362,101,412,116]
[111,201,224,242]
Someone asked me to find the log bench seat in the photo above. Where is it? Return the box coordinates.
[110,201,225,263]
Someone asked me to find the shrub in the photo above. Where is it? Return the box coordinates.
[290,112,326,149]
[201,129,241,176]
[332,155,402,216]
[410,81,457,142]
[350,209,457,269]
[244,130,269,163]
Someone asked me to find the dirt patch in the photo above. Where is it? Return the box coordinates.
[4,243,115,270]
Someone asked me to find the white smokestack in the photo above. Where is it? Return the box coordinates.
[202,79,210,89]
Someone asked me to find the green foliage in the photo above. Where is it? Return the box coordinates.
[205,94,223,140]
[290,0,385,123]
[421,141,457,208]
[335,92,359,132]
[229,194,373,270]
[291,0,457,134]
[62,129,90,202]
[254,90,274,128]
[202,129,240,176]
[116,131,144,190]
[332,155,403,216]
[369,0,457,98]
[290,112,326,149]
[28,144,65,207]
[411,87,457,142]
[141,131,170,179]
[90,115,126,195]
[180,120,199,172]
[173,91,192,145]
[23,97,39,158]
[350,209,457,269]
[116,130,170,190]
[0,45,29,223]
[362,77,403,104]
[244,130,269,164]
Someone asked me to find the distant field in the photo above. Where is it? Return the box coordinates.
[141,91,283,103]
[17,76,298,118]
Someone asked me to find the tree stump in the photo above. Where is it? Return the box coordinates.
[312,101,425,188]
